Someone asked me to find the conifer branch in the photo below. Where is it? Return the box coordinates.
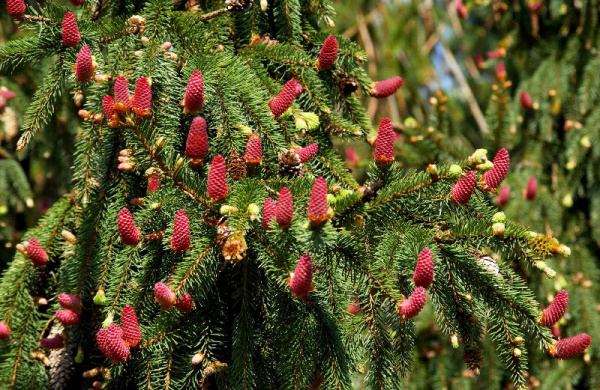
[174,240,217,294]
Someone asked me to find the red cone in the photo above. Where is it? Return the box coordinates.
[244,133,262,166]
[290,254,313,298]
[171,209,191,252]
[75,45,94,83]
[451,171,477,205]
[525,177,537,200]
[262,198,277,230]
[58,293,82,313]
[113,76,132,113]
[102,95,118,125]
[296,143,318,163]
[154,282,176,310]
[371,77,403,98]
[540,290,569,327]
[374,118,395,164]
[520,92,533,111]
[307,177,328,226]
[70,0,85,5]
[483,148,510,189]
[413,248,434,288]
[207,155,228,202]
[121,305,142,347]
[552,333,591,360]
[276,187,293,229]
[61,12,81,47]
[147,173,161,193]
[40,336,65,350]
[7,0,26,19]
[496,63,507,81]
[269,80,302,118]
[133,77,152,117]
[28,238,48,266]
[117,208,140,246]
[317,35,338,71]
[56,309,80,326]
[347,298,360,315]
[498,184,510,206]
[183,70,204,113]
[0,322,10,340]
[97,323,130,364]
[399,287,426,320]
[185,117,209,162]
[174,293,194,313]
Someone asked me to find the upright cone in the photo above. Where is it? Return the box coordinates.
[113,76,132,112]
[154,282,176,310]
[75,46,94,83]
[121,305,142,347]
[399,287,426,320]
[62,12,81,47]
[269,80,302,118]
[452,171,477,205]
[276,187,293,229]
[290,254,313,298]
[117,208,141,246]
[374,118,395,164]
[539,290,569,327]
[483,149,510,190]
[244,133,262,167]
[262,198,277,230]
[207,155,229,202]
[7,0,26,19]
[551,333,591,360]
[186,117,209,163]
[171,209,191,252]
[371,77,403,98]
[307,177,328,226]
[97,323,130,364]
[133,77,152,117]
[296,143,318,163]
[183,70,204,113]
[413,248,434,288]
[28,238,48,266]
[316,35,338,71]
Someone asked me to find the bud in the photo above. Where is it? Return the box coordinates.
[427,164,438,176]
[513,348,522,358]
[469,149,488,165]
[247,203,260,216]
[448,164,463,178]
[93,288,107,305]
[451,334,459,348]
[61,230,77,242]
[492,212,505,223]
[219,205,239,215]
[192,351,205,365]
[492,222,505,236]
[580,136,592,148]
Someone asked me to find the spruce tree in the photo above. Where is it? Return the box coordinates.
[0,1,592,389]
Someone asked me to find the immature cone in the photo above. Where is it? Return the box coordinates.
[520,91,533,111]
[121,305,142,347]
[244,133,262,166]
[347,298,360,315]
[316,35,338,71]
[456,0,468,19]
[296,143,318,163]
[346,146,359,167]
[525,177,537,200]
[551,333,591,360]
[28,238,48,266]
[70,0,85,5]
[147,173,161,192]
[171,209,191,252]
[399,286,426,320]
[276,187,293,229]
[269,79,302,118]
[62,12,81,47]
[7,0,26,19]
[183,70,204,113]
[133,77,152,117]
[97,323,130,364]
[290,254,313,298]
[539,290,569,327]
[498,184,510,206]
[75,46,94,83]
[102,95,118,126]
[58,294,82,313]
[371,76,404,98]
[185,117,209,163]
[307,177,328,226]
[154,282,176,310]
[40,336,65,350]
[113,76,132,112]
[174,293,194,313]
[483,148,510,189]
[373,118,395,164]
[413,248,434,288]
[496,63,507,82]
[207,155,229,202]
[451,171,477,205]
[262,198,277,230]
[117,208,140,246]
[0,322,10,340]
[56,309,80,327]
